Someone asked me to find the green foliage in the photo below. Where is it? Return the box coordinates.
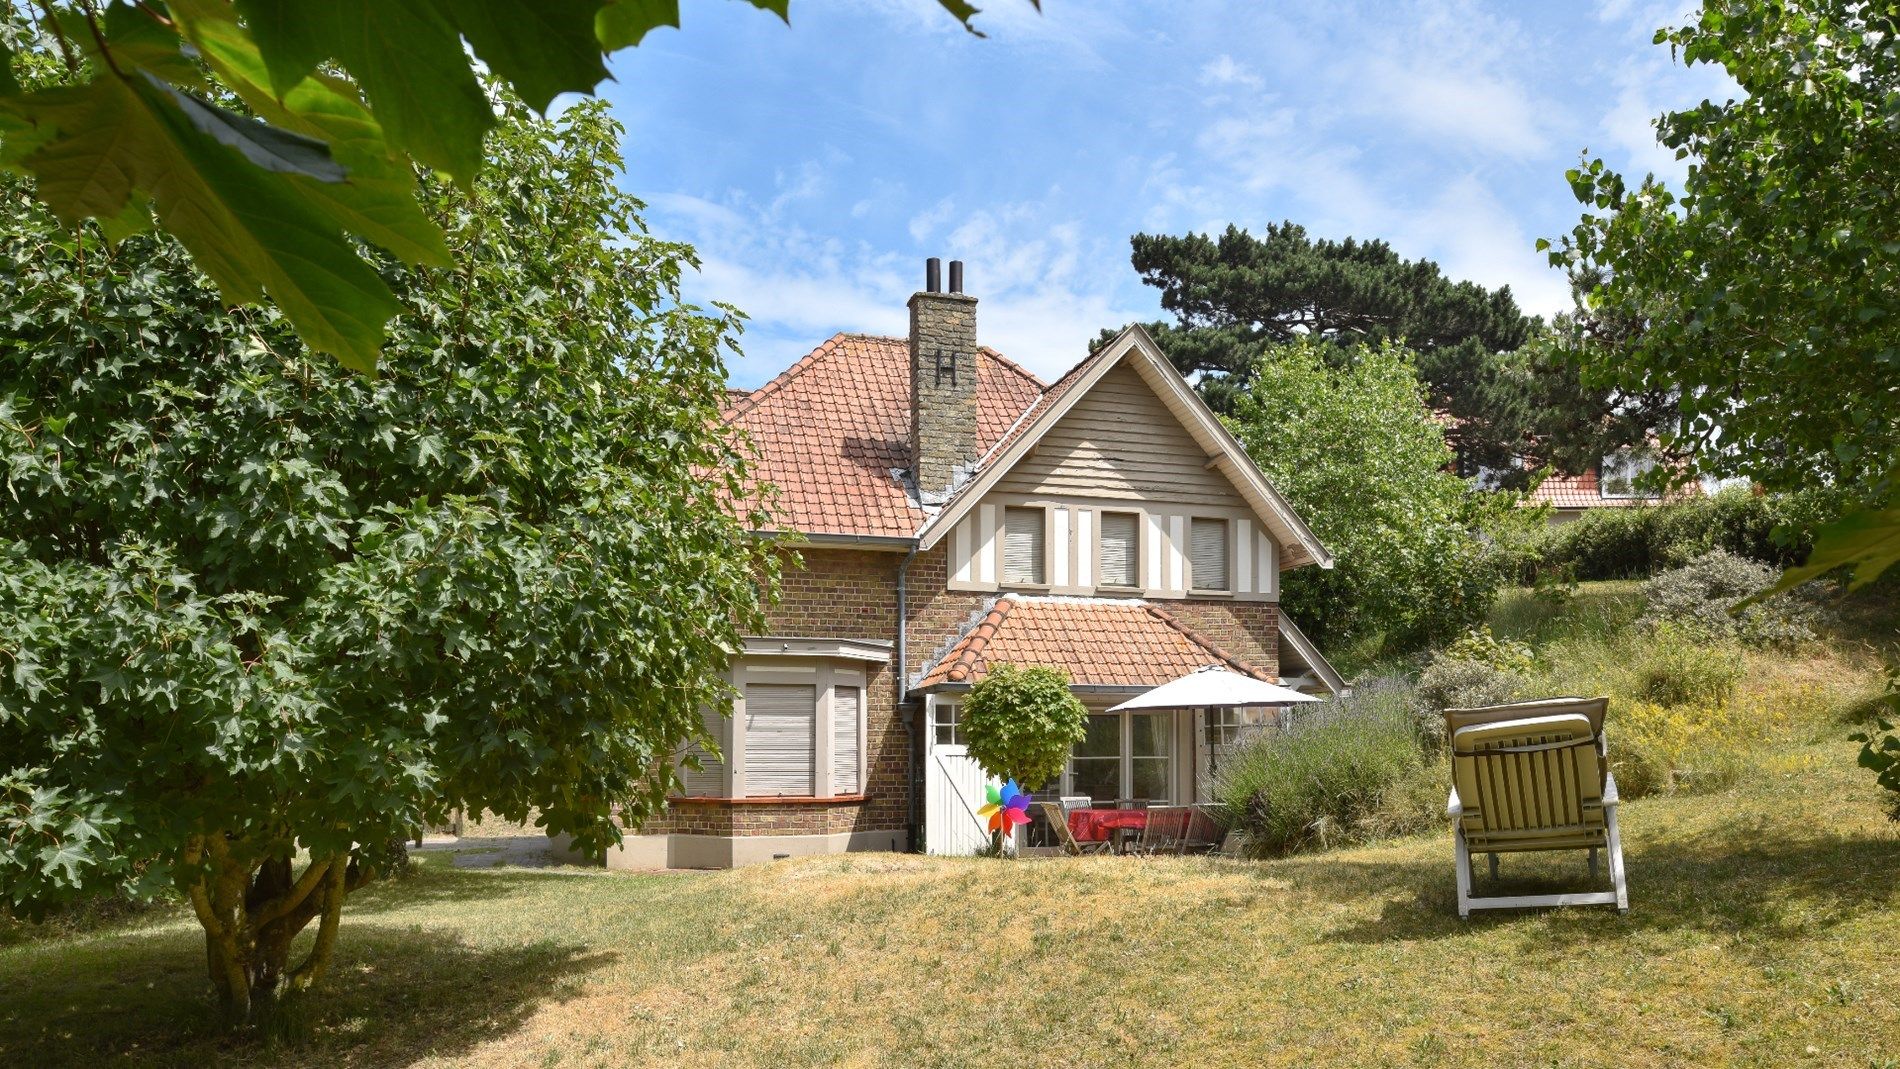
[1214,683,1433,856]
[1639,549,1827,648]
[1222,337,1521,651]
[1440,626,1535,675]
[1414,660,1521,748]
[1548,1,1900,500]
[960,666,1087,792]
[1849,663,1900,821]
[0,95,774,1014]
[1530,486,1818,582]
[0,0,996,369]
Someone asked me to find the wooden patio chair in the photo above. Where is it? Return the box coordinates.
[1037,801,1108,856]
[1180,804,1226,855]
[1133,805,1194,856]
[1444,697,1628,918]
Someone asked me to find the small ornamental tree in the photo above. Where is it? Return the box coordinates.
[0,95,776,1024]
[962,666,1089,795]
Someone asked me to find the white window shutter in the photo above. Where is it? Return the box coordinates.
[1098,512,1138,587]
[1002,507,1046,585]
[681,703,727,796]
[744,683,816,796]
[1190,518,1229,591]
[832,685,862,795]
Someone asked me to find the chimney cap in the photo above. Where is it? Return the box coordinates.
[948,260,964,294]
[925,257,941,293]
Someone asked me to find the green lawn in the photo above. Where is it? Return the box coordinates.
[4,727,1897,1068]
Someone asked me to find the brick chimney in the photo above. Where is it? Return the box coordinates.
[909,257,980,503]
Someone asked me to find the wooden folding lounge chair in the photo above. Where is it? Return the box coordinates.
[1444,697,1629,918]
[1038,801,1108,856]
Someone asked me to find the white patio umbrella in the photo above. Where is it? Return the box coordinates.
[1107,664,1321,712]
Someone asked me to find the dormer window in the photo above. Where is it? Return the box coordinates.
[1002,506,1047,585]
[1189,517,1230,592]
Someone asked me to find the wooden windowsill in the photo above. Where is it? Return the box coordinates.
[667,794,868,807]
[1187,588,1235,597]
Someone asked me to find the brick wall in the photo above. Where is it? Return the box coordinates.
[1151,598,1280,680]
[644,548,913,839]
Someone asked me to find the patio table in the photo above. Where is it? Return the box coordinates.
[1067,808,1149,845]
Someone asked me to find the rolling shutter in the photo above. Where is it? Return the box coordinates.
[745,683,816,796]
[1098,512,1139,587]
[681,703,728,796]
[1190,518,1229,591]
[832,685,862,795]
[1002,507,1045,585]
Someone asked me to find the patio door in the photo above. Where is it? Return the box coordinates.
[1064,710,1177,805]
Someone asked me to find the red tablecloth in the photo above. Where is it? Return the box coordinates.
[1068,808,1149,843]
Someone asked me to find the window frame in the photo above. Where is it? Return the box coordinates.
[1598,450,1661,500]
[1187,515,1233,594]
[1094,508,1143,591]
[1000,504,1050,588]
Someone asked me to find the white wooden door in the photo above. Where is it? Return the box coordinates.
[926,744,993,856]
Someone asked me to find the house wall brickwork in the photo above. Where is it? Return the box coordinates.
[1150,598,1279,681]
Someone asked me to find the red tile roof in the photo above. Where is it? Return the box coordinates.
[1527,470,1700,510]
[723,334,1044,537]
[918,596,1274,689]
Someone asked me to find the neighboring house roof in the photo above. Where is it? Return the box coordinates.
[914,325,1332,570]
[917,595,1275,690]
[721,334,1044,538]
[1526,469,1700,511]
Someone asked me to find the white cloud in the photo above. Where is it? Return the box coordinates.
[907,197,956,243]
[649,184,1149,384]
[1199,54,1263,90]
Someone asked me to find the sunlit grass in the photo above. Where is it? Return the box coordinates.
[3,727,1896,1068]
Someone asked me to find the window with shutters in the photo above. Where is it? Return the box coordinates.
[832,685,862,795]
[680,703,728,796]
[1189,517,1229,591]
[1098,511,1140,588]
[744,682,817,797]
[1001,506,1046,586]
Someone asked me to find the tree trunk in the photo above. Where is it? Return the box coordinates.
[185,835,372,1028]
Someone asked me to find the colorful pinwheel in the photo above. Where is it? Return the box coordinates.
[978,779,1033,835]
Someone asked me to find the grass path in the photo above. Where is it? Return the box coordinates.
[4,730,1896,1068]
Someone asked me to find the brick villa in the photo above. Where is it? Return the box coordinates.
[608,261,1344,868]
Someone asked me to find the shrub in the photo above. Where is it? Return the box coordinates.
[961,665,1088,792]
[1639,549,1826,647]
[1214,697,1428,856]
[1414,657,1521,747]
[1441,626,1535,674]
[1529,486,1815,582]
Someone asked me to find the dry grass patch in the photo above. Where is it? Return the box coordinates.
[4,727,1897,1068]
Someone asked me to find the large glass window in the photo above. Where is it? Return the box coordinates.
[1002,506,1047,585]
[1068,714,1123,804]
[1189,517,1230,591]
[1065,711,1177,805]
[1129,712,1174,802]
[1098,511,1140,588]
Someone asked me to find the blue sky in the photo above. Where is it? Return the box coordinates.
[597,0,1731,388]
